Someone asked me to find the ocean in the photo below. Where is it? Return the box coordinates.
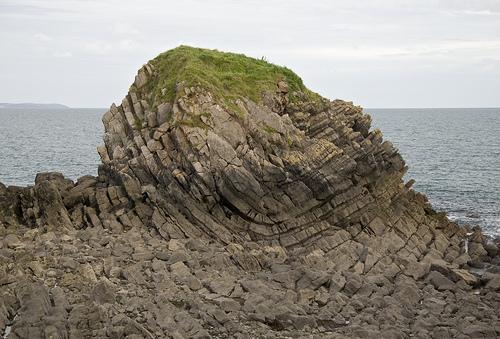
[0,107,499,235]
[368,108,500,236]
[0,108,104,186]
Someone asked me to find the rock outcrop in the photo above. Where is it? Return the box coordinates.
[1,46,500,338]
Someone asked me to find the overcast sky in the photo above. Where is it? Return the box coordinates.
[1,0,499,108]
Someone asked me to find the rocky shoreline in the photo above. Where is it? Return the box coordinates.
[1,46,500,338]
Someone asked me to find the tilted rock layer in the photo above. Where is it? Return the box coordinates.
[1,46,500,338]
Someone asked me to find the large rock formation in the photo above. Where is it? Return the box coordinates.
[1,46,499,338]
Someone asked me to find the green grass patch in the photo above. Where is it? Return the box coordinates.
[144,45,320,112]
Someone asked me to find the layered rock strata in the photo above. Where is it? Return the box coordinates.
[1,46,500,338]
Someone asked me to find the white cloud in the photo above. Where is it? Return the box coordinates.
[112,22,140,36]
[451,9,499,16]
[117,39,134,50]
[292,40,500,58]
[82,39,136,56]
[33,32,52,42]
[83,41,113,55]
[52,51,72,58]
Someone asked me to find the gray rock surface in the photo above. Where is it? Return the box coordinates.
[1,46,500,338]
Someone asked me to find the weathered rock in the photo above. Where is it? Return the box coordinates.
[3,234,23,249]
[486,274,500,291]
[427,271,456,291]
[485,242,499,258]
[450,268,478,286]
[1,46,499,338]
[92,280,116,304]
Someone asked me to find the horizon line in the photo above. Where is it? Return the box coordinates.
[72,106,500,110]
[365,106,500,110]
[2,103,500,110]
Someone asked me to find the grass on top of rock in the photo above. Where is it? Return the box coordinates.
[144,45,321,112]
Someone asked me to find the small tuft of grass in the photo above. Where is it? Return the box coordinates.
[174,111,212,130]
[134,117,143,130]
[262,123,279,134]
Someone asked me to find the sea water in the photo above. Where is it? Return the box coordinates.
[368,108,500,235]
[0,108,103,185]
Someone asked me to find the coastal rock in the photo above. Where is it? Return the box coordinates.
[486,275,500,291]
[1,46,499,338]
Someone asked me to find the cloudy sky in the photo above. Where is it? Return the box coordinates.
[1,0,499,108]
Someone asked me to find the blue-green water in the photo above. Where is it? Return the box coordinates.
[0,108,104,185]
[368,108,500,235]
[0,107,498,235]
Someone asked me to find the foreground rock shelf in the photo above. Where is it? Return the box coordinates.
[1,46,499,338]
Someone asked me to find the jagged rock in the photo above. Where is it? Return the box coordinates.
[404,260,430,280]
[486,275,500,291]
[449,268,478,286]
[91,280,116,304]
[427,271,456,291]
[1,46,499,338]
[3,234,22,249]
[485,242,499,257]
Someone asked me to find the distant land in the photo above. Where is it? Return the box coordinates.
[0,103,70,109]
